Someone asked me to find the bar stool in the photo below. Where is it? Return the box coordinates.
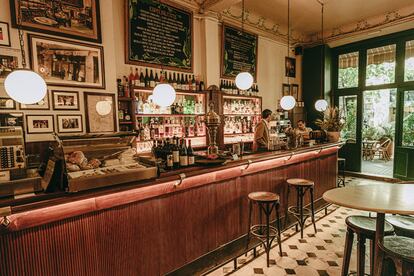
[338,158,346,187]
[386,215,414,238]
[342,215,394,276]
[379,236,414,276]
[246,191,283,267]
[286,178,317,239]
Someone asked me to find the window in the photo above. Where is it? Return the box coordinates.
[366,44,396,86]
[338,52,359,88]
[405,40,414,82]
[403,90,414,147]
[339,95,357,142]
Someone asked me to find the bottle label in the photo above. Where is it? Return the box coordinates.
[180,156,188,166]
[188,156,195,165]
[173,151,180,162]
[167,155,173,167]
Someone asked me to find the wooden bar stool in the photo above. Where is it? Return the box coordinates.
[378,236,414,276]
[386,215,414,239]
[338,158,346,187]
[286,178,317,239]
[342,215,394,276]
[246,191,283,267]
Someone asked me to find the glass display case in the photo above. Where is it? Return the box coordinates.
[134,88,207,154]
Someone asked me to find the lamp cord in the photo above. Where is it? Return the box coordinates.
[241,0,245,34]
[158,0,165,80]
[17,0,27,68]
[287,0,290,86]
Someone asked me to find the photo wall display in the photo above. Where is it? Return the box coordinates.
[282,83,300,100]
[221,24,258,80]
[126,0,193,72]
[0,112,24,127]
[57,115,83,133]
[0,48,20,80]
[28,34,105,89]
[0,21,11,47]
[84,92,116,133]
[9,0,102,43]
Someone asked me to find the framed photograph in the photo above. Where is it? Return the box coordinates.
[0,112,23,127]
[291,84,299,100]
[0,52,19,79]
[282,83,291,96]
[19,92,49,110]
[26,115,54,134]
[57,115,83,133]
[285,57,296,78]
[0,21,11,47]
[28,34,105,89]
[0,98,15,109]
[84,92,116,133]
[10,0,101,43]
[52,90,79,110]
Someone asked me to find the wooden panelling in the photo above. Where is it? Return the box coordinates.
[0,148,338,276]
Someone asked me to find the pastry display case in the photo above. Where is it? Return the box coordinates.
[51,133,157,193]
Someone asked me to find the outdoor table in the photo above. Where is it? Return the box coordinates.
[323,184,414,276]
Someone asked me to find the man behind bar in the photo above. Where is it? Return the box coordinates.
[254,109,272,151]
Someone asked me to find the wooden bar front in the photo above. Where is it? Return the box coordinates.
[0,143,340,276]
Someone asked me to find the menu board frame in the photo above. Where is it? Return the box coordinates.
[221,24,258,81]
[125,0,194,72]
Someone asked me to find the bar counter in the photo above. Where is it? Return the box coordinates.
[0,142,342,276]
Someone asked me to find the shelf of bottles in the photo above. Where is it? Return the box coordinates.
[219,79,260,96]
[222,94,262,145]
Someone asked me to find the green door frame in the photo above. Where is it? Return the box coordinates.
[332,29,414,179]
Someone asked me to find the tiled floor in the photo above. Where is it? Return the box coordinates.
[206,177,387,276]
[362,159,393,177]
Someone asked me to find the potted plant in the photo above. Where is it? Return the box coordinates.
[315,107,345,142]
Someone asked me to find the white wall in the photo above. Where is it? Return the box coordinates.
[0,0,302,141]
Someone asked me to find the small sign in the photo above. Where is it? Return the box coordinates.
[41,160,56,190]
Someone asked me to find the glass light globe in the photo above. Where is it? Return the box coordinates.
[152,83,176,107]
[315,99,329,112]
[280,95,296,110]
[235,72,254,90]
[96,100,112,116]
[4,69,47,104]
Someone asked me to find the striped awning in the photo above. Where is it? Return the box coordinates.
[339,51,359,69]
[406,40,414,59]
[367,44,396,65]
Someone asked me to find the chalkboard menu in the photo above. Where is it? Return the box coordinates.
[221,24,258,79]
[126,0,193,71]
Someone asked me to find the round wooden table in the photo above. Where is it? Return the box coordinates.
[323,184,414,276]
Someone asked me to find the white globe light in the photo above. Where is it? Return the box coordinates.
[280,95,296,110]
[152,83,176,107]
[315,99,329,112]
[4,69,47,104]
[235,72,254,90]
[96,100,112,116]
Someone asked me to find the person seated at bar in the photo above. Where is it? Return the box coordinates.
[254,109,272,151]
[285,120,313,140]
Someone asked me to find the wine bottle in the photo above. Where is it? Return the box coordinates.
[144,69,149,88]
[139,69,145,87]
[172,73,178,89]
[134,68,140,86]
[168,72,173,84]
[199,80,205,91]
[179,139,188,167]
[187,139,195,166]
[155,71,160,86]
[185,74,189,91]
[172,137,180,169]
[149,70,155,88]
[191,75,197,91]
[166,141,174,170]
[128,67,135,84]
[117,78,123,97]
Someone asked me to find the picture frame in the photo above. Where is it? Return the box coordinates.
[10,0,102,43]
[19,92,50,110]
[0,21,11,47]
[52,90,80,110]
[291,84,299,100]
[26,114,54,134]
[28,34,105,89]
[57,115,83,133]
[0,98,16,109]
[282,83,291,96]
[0,50,19,79]
[285,57,296,78]
[0,112,23,127]
[84,92,116,133]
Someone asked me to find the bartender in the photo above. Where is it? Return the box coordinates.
[254,109,272,151]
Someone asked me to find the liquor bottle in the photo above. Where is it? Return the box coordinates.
[129,67,135,84]
[172,137,180,169]
[149,70,155,88]
[155,71,160,86]
[168,72,173,84]
[177,73,183,90]
[172,73,178,89]
[199,80,205,91]
[179,139,188,167]
[117,78,123,97]
[136,95,144,114]
[134,68,140,86]
[191,75,197,91]
[139,69,145,87]
[144,69,149,88]
[166,141,174,170]
[187,139,195,165]
[184,74,189,91]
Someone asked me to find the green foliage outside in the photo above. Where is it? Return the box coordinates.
[366,63,395,86]
[338,67,358,89]
[340,98,357,140]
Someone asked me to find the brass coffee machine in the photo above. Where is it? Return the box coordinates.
[205,101,220,155]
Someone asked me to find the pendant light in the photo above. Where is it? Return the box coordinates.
[152,1,176,107]
[314,0,329,112]
[4,0,47,105]
[280,0,296,111]
[235,0,254,91]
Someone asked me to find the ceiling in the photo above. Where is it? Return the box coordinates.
[220,0,414,35]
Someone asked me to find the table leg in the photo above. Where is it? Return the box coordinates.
[373,213,385,276]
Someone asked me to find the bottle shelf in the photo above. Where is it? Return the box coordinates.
[222,94,261,100]
[133,87,205,96]
[136,114,205,117]
[223,114,261,116]
[224,132,254,136]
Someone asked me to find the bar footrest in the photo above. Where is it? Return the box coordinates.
[250,224,278,239]
[287,206,311,217]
